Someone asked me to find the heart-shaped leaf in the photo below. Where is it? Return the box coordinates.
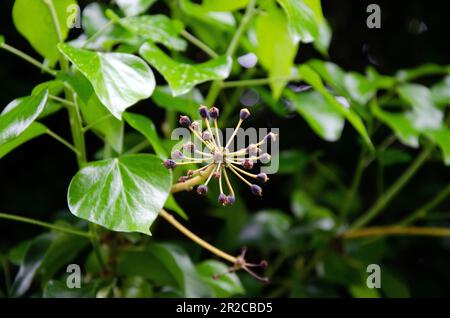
[12,0,77,65]
[139,41,231,96]
[117,15,187,51]
[0,122,48,159]
[67,154,171,234]
[58,43,155,119]
[0,90,48,146]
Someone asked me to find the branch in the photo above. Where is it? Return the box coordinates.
[343,226,450,239]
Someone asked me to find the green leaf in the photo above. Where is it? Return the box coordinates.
[298,65,373,148]
[121,276,153,298]
[202,0,249,11]
[44,280,99,298]
[67,154,172,234]
[139,41,231,96]
[286,90,344,142]
[164,194,189,220]
[0,90,48,146]
[431,76,450,108]
[58,43,155,119]
[425,127,450,165]
[196,260,244,297]
[32,80,65,118]
[179,0,236,31]
[396,63,450,82]
[349,284,381,298]
[0,35,4,46]
[304,0,331,55]
[0,122,47,159]
[116,0,157,16]
[123,112,167,157]
[277,0,319,43]
[344,72,377,104]
[379,149,412,166]
[254,6,298,99]
[152,86,202,118]
[11,234,54,297]
[277,150,309,174]
[398,83,443,130]
[118,15,187,51]
[308,59,347,96]
[12,0,77,65]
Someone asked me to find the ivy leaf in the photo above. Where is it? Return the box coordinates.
[277,0,319,43]
[304,0,331,55]
[12,0,77,65]
[179,0,236,31]
[0,90,48,146]
[44,280,99,298]
[116,0,157,16]
[286,90,344,142]
[298,65,373,148]
[152,86,202,118]
[431,76,450,107]
[67,154,172,234]
[202,0,249,11]
[0,122,48,159]
[164,195,188,220]
[123,112,167,157]
[425,127,450,165]
[344,72,377,105]
[308,59,347,96]
[58,43,155,119]
[254,6,298,99]
[139,41,231,96]
[117,15,187,51]
[196,260,245,297]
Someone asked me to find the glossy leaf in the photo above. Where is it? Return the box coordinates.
[11,234,53,297]
[44,280,99,298]
[425,127,450,165]
[152,86,202,118]
[32,81,64,118]
[12,0,77,64]
[202,0,249,11]
[164,195,189,220]
[139,41,231,96]
[0,90,48,146]
[123,112,166,157]
[431,76,450,107]
[0,122,47,159]
[67,154,172,234]
[196,260,244,297]
[58,43,155,119]
[277,0,319,43]
[305,0,331,55]
[254,6,298,99]
[117,15,187,51]
[116,0,156,16]
[396,63,450,82]
[286,89,344,142]
[121,276,153,298]
[298,65,373,148]
[308,59,347,96]
[179,0,236,31]
[344,72,377,104]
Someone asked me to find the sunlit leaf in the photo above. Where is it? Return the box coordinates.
[139,41,231,96]
[425,127,450,165]
[202,0,249,11]
[0,90,48,146]
[58,43,155,119]
[179,0,236,31]
[277,0,319,43]
[196,260,244,297]
[396,63,450,82]
[12,0,77,65]
[0,122,47,159]
[116,0,157,16]
[344,72,377,104]
[431,76,450,107]
[67,154,172,234]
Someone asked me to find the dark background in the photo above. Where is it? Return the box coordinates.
[1,0,450,297]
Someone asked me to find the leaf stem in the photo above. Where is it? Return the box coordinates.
[0,43,57,76]
[170,164,215,193]
[44,0,64,42]
[0,212,93,238]
[343,226,450,239]
[46,129,80,155]
[181,30,218,58]
[350,144,434,230]
[48,94,75,107]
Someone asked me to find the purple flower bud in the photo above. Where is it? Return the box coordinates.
[257,173,269,183]
[209,107,219,118]
[178,176,189,183]
[242,159,254,170]
[197,185,208,195]
[190,121,200,131]
[179,115,191,127]
[250,184,262,196]
[182,142,195,153]
[259,260,268,269]
[202,130,212,141]
[226,195,235,205]
[247,144,259,156]
[171,150,184,160]
[199,105,209,119]
[264,132,277,143]
[187,170,194,177]
[259,153,271,162]
[240,108,250,120]
[163,159,176,169]
[218,193,227,205]
[213,171,221,179]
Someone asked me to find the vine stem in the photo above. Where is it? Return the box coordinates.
[46,130,80,155]
[180,30,218,58]
[170,165,215,193]
[343,226,450,239]
[350,144,434,230]
[0,212,93,238]
[0,43,57,76]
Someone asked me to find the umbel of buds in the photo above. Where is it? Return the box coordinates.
[163,105,276,206]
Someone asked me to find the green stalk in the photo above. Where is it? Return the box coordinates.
[180,30,218,58]
[0,212,93,238]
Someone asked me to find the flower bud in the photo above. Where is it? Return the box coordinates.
[240,108,250,120]
[202,130,212,141]
[190,121,200,131]
[209,107,219,118]
[171,150,184,160]
[196,185,208,195]
[242,159,254,170]
[218,193,227,205]
[199,105,209,119]
[182,142,195,153]
[259,153,271,162]
[179,115,191,127]
[226,195,235,205]
[247,144,259,156]
[256,173,268,183]
[264,132,277,143]
[178,176,189,183]
[259,260,269,269]
[163,159,176,169]
[250,184,262,196]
